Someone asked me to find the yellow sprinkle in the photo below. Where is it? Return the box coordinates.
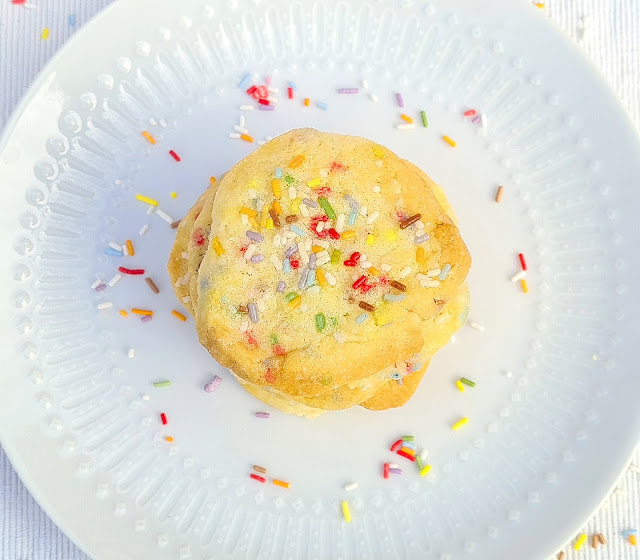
[261,205,270,229]
[373,306,391,326]
[249,179,258,188]
[456,380,465,392]
[289,155,305,168]
[165,436,174,442]
[631,534,637,546]
[131,308,153,316]
[288,296,301,309]
[171,310,187,322]
[384,229,398,241]
[240,206,258,218]
[41,28,50,40]
[400,114,413,123]
[119,310,128,317]
[266,218,274,230]
[341,501,352,523]
[573,534,587,551]
[316,269,328,288]
[366,234,376,246]
[273,479,291,489]
[443,135,457,147]
[416,246,426,265]
[311,246,324,253]
[521,279,529,293]
[212,236,225,256]
[534,2,545,7]
[142,130,156,145]
[341,230,355,240]
[419,464,432,477]
[210,176,216,186]
[372,145,386,159]
[126,239,134,256]
[136,194,159,206]
[452,417,469,430]
[307,178,321,188]
[272,200,283,215]
[368,267,380,276]
[271,179,282,199]
[289,199,301,213]
[304,98,310,107]
[170,192,178,198]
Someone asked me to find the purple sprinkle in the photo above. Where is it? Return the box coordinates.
[248,302,259,323]
[414,233,430,244]
[95,283,107,292]
[343,195,360,210]
[285,245,299,258]
[277,281,286,293]
[298,268,309,289]
[258,105,275,111]
[389,467,403,475]
[308,253,317,269]
[395,92,404,107]
[472,115,482,124]
[255,411,271,418]
[302,198,318,209]
[141,315,152,323]
[337,88,359,94]
[251,254,264,263]
[204,375,222,393]
[246,230,264,242]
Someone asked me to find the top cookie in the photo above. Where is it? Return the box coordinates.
[195,128,471,401]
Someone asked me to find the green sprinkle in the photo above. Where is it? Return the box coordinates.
[284,174,295,184]
[269,333,279,345]
[315,313,326,332]
[460,377,476,387]
[285,292,298,302]
[420,110,428,127]
[416,456,425,470]
[328,317,338,329]
[331,249,342,264]
[402,435,415,442]
[153,380,171,388]
[318,197,336,220]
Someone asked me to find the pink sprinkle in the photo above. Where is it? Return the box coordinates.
[204,375,222,393]
[395,92,404,107]
[255,412,271,419]
[95,283,107,292]
[337,88,359,94]
[141,315,152,323]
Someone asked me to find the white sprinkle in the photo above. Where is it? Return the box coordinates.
[361,261,373,269]
[268,86,279,94]
[229,132,241,139]
[325,272,337,286]
[468,320,485,332]
[418,449,429,461]
[415,220,425,230]
[175,278,182,288]
[361,79,369,90]
[381,263,392,272]
[146,205,155,215]
[505,370,513,378]
[240,104,254,111]
[399,266,412,279]
[372,185,381,193]
[97,302,113,310]
[257,299,266,312]
[369,93,379,103]
[319,169,329,178]
[344,482,359,491]
[359,253,367,261]
[156,209,174,223]
[316,221,325,233]
[273,233,282,246]
[256,198,265,211]
[334,332,347,344]
[396,123,416,130]
[233,125,249,134]
[335,213,346,234]
[298,243,309,265]
[450,335,456,344]
[288,186,297,199]
[142,394,150,401]
[240,213,249,226]
[284,230,297,239]
[359,205,368,216]
[181,252,189,259]
[269,97,279,104]
[427,268,441,277]
[511,270,527,282]
[416,273,429,281]
[316,253,330,267]
[128,347,135,359]
[270,255,283,271]
[248,189,258,199]
[91,278,103,289]
[307,285,321,296]
[244,244,257,260]
[366,211,380,224]
[389,463,399,469]
[149,117,157,126]
[420,279,440,288]
[122,242,129,257]
[300,203,310,217]
[108,273,123,287]
[239,115,246,127]
[240,320,249,333]
[159,119,168,128]
[316,240,330,248]
[182,296,191,303]
[109,242,122,251]
[481,113,488,129]
[139,224,150,236]
[304,237,312,251]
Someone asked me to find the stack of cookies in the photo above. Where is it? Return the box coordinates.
[168,129,471,417]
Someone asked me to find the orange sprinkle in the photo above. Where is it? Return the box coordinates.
[289,155,305,168]
[311,245,324,253]
[172,310,187,322]
[316,269,328,287]
[521,279,529,293]
[400,114,413,123]
[131,308,153,316]
[399,446,416,456]
[126,239,134,256]
[240,206,258,218]
[165,436,174,442]
[271,179,282,199]
[341,230,355,240]
[273,479,291,489]
[142,131,156,145]
[272,200,283,215]
[119,310,128,317]
[416,246,426,265]
[368,267,380,276]
[630,534,637,546]
[241,134,253,143]
[210,176,216,186]
[304,98,310,107]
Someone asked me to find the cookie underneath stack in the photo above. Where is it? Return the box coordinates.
[168,129,471,417]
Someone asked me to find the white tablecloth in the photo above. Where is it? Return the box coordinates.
[1,1,639,559]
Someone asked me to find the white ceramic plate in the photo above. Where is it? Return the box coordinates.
[1,0,640,558]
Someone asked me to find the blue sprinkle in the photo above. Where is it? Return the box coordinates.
[68,14,76,27]
[104,247,122,256]
[438,263,452,281]
[348,211,357,226]
[306,269,316,287]
[283,258,291,274]
[288,81,296,90]
[384,293,406,302]
[275,167,283,178]
[316,101,328,110]
[356,313,369,324]
[391,372,401,380]
[290,224,306,237]
[622,529,639,537]
[238,73,251,88]
[402,441,417,450]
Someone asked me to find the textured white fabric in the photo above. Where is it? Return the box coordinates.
[0,1,639,559]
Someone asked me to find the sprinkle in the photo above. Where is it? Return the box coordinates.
[250,254,264,263]
[156,209,174,223]
[331,249,342,264]
[212,237,225,256]
[400,213,421,229]
[341,230,355,240]
[165,437,174,442]
[146,205,155,215]
[511,270,527,282]
[238,73,252,88]
[306,269,316,287]
[388,280,406,292]
[383,463,390,478]
[521,279,529,293]
[438,263,452,281]
[241,134,253,143]
[315,313,326,332]
[366,211,380,224]
[126,240,134,256]
[153,380,171,388]
[68,14,76,26]
[316,101,328,110]
[456,380,465,392]
[160,412,168,425]
[441,135,457,147]
[136,194,158,206]
[591,534,599,548]
[464,109,477,117]
[325,272,337,286]
[119,266,145,275]
[134,309,155,317]
[139,224,150,236]
[519,253,528,271]
[276,280,286,293]
[234,125,249,135]
[384,293,405,302]
[204,375,222,392]
[104,248,121,258]
[290,224,306,237]
[400,114,414,124]
[40,27,50,39]
[141,131,156,145]
[352,275,367,290]
[248,302,259,323]
[468,320,485,332]
[400,446,415,456]
[356,313,369,324]
[109,242,122,251]
[391,439,404,452]
[287,87,294,99]
[318,197,336,219]
[344,482,358,491]
[285,245,299,258]
[240,206,258,218]
[368,266,379,276]
[460,377,475,387]
[119,310,128,317]
[415,233,430,244]
[420,110,428,127]
[172,310,187,322]
[597,534,606,545]
[122,242,129,256]
[397,450,416,462]
[416,247,426,266]
[495,185,505,203]
[253,465,267,474]
[341,501,352,522]
[255,411,271,418]
[91,278,103,289]
[396,123,416,130]
[304,98,311,106]
[573,534,587,551]
[97,302,113,310]
[169,150,181,162]
[452,417,469,430]
[337,87,359,94]
[250,473,266,483]
[229,132,241,139]
[126,347,135,359]
[395,92,404,107]
[419,464,432,477]
[389,467,403,475]
[108,273,123,287]
[302,198,318,209]
[273,479,291,489]
[141,315,152,323]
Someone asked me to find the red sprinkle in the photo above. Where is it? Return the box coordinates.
[287,87,294,99]
[289,259,300,269]
[352,275,367,290]
[390,439,403,452]
[327,228,340,240]
[309,215,330,238]
[12,0,26,3]
[118,266,145,275]
[397,450,416,462]
[258,98,270,106]
[464,109,477,117]
[245,331,259,346]
[246,85,257,95]
[250,473,266,483]
[265,369,276,383]
[316,186,332,196]
[344,260,357,267]
[160,413,168,425]
[192,228,206,246]
[383,462,390,479]
[519,253,527,271]
[349,252,361,262]
[255,85,268,99]
[330,161,348,172]
[169,150,181,162]
[273,344,287,356]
